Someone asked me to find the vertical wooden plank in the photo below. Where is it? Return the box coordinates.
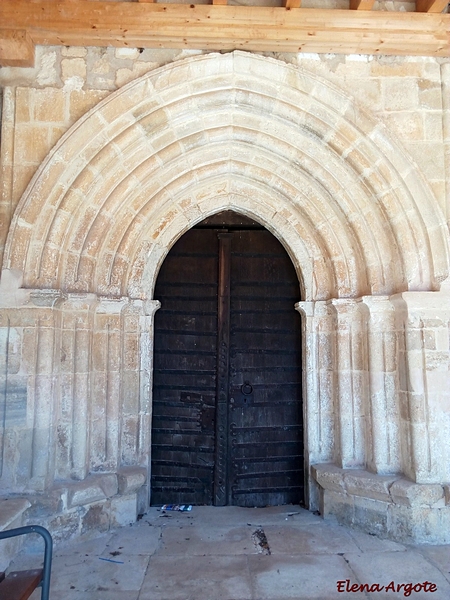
[228,230,303,507]
[214,233,232,506]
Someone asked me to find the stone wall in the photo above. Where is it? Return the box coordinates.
[0,49,449,543]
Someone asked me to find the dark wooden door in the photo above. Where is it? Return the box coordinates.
[227,230,303,507]
[151,222,303,507]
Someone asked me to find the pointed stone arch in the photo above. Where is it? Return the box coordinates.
[3,52,448,302]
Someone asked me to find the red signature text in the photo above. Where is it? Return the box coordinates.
[337,579,437,596]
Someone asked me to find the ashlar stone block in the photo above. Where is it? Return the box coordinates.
[444,485,450,506]
[353,495,389,537]
[117,466,147,495]
[389,479,444,507]
[110,494,137,527]
[311,463,345,493]
[343,470,398,502]
[67,473,118,508]
[81,501,111,535]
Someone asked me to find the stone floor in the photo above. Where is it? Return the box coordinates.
[9,505,450,600]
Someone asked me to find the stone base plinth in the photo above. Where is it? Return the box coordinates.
[312,464,450,544]
[3,467,148,550]
[0,498,32,571]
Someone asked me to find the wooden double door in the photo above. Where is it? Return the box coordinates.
[151,217,303,507]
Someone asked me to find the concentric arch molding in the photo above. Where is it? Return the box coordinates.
[3,51,449,301]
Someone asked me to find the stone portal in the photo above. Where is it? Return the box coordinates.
[0,52,449,543]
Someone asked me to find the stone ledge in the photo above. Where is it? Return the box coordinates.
[0,498,32,572]
[390,479,445,508]
[311,464,345,493]
[343,470,397,503]
[312,463,450,544]
[312,463,447,508]
[0,498,31,531]
[67,473,119,509]
[117,466,147,495]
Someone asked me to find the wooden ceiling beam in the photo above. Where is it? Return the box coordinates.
[350,1,375,9]
[0,29,34,67]
[416,0,449,12]
[0,1,449,67]
[284,0,302,8]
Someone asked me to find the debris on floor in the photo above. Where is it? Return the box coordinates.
[160,504,193,512]
[98,557,124,564]
[252,527,271,555]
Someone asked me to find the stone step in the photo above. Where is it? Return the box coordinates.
[0,499,31,572]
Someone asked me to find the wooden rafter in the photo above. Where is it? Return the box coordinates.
[284,0,302,8]
[416,0,449,12]
[0,1,449,67]
[350,1,375,9]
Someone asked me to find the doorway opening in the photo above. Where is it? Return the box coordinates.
[150,212,303,507]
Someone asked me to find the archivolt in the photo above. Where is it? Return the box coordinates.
[4,51,449,301]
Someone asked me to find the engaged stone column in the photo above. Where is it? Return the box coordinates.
[331,298,368,469]
[396,291,450,484]
[91,297,128,473]
[56,293,98,481]
[29,290,65,491]
[296,300,336,465]
[139,300,160,471]
[296,300,336,510]
[120,299,149,466]
[362,295,401,475]
[442,62,450,230]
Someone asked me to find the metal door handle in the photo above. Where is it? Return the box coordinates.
[241,382,253,395]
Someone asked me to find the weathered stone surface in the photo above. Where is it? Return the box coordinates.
[311,464,345,493]
[99,474,119,498]
[444,484,450,506]
[0,498,31,571]
[117,467,147,495]
[343,470,398,502]
[67,485,105,509]
[67,476,111,508]
[0,498,31,530]
[81,501,110,536]
[110,495,137,528]
[353,496,389,537]
[319,489,353,525]
[389,479,445,507]
[47,511,81,544]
